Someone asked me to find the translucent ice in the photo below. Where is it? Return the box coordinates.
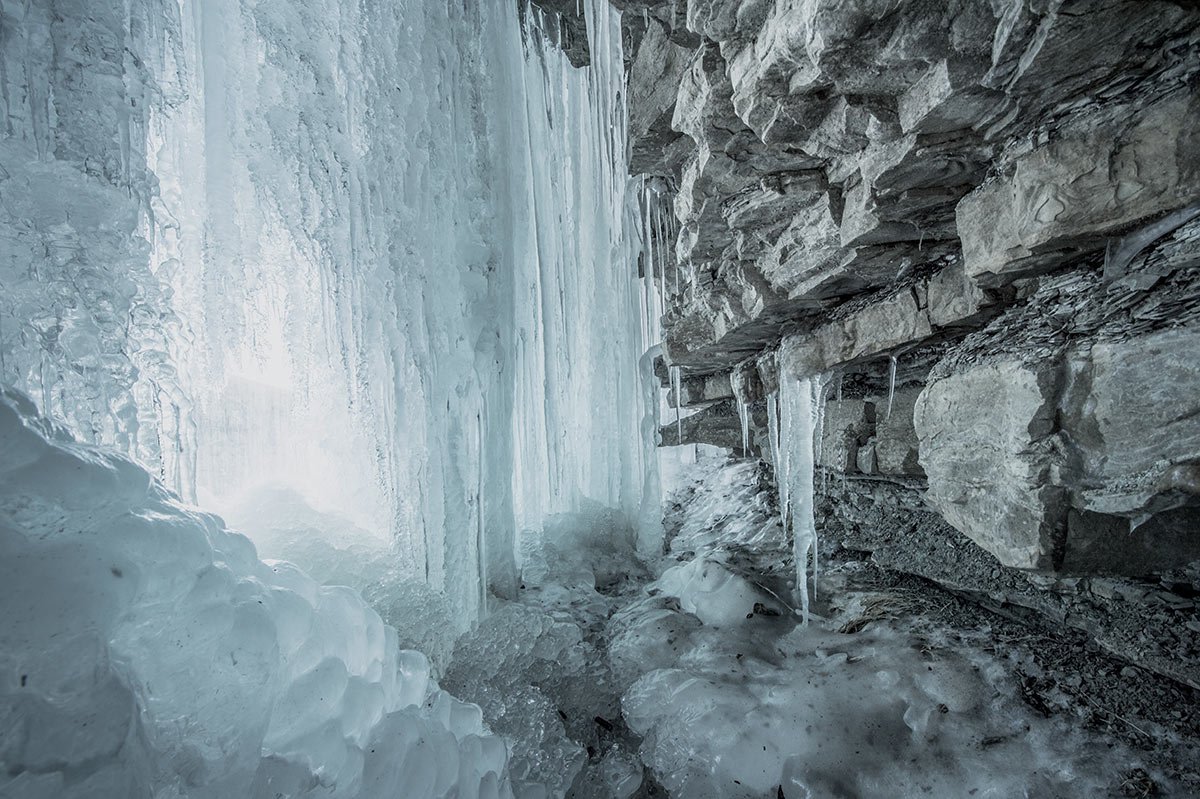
[774,377,820,621]
[0,0,651,631]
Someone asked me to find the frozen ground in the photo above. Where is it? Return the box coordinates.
[3,381,1193,799]
[439,457,1189,799]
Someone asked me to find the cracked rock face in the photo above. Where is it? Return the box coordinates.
[613,0,1200,578]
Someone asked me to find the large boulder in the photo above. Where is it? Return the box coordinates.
[916,325,1200,574]
[1059,327,1200,517]
[914,358,1067,570]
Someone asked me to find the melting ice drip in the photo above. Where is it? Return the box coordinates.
[768,376,821,622]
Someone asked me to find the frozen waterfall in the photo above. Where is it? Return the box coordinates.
[1,0,659,795]
[0,0,655,627]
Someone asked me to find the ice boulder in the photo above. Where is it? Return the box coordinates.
[0,388,511,798]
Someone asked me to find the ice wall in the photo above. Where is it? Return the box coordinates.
[0,0,651,627]
[508,3,652,540]
[0,0,189,490]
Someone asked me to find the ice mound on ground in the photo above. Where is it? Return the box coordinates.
[619,601,1137,799]
[443,604,588,799]
[444,508,646,799]
[0,389,510,798]
[225,487,459,676]
[655,558,789,627]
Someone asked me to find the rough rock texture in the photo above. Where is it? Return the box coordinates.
[617,0,1200,577]
[915,358,1066,569]
[615,0,1200,745]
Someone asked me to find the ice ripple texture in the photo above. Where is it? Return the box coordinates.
[0,388,511,799]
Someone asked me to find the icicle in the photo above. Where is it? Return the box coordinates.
[731,367,751,457]
[777,376,818,624]
[767,389,780,476]
[670,365,683,444]
[737,397,750,456]
[886,353,898,421]
[813,374,830,498]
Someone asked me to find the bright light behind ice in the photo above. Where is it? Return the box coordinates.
[0,0,657,628]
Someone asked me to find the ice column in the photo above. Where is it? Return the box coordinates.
[775,376,819,622]
[508,1,650,539]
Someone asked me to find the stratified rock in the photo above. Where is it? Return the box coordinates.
[779,290,931,379]
[674,371,733,407]
[958,87,1200,285]
[621,0,1200,580]
[657,399,741,449]
[820,399,874,472]
[916,322,1200,573]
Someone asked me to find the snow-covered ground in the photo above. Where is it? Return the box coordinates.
[0,378,1173,799]
[443,456,1166,799]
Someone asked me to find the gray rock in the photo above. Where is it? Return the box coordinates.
[657,399,741,449]
[627,21,693,175]
[780,289,932,379]
[674,371,734,407]
[627,0,1200,581]
[958,86,1200,285]
[1060,327,1200,517]
[914,358,1067,570]
[927,262,989,329]
[916,324,1200,572]
[898,59,1002,136]
[820,399,875,473]
[874,387,923,477]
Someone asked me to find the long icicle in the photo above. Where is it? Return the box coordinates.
[886,353,899,421]
[671,365,682,444]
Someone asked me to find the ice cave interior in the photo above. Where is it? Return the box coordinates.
[2,0,1200,797]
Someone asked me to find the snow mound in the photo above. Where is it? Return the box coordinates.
[0,389,510,798]
[223,486,460,676]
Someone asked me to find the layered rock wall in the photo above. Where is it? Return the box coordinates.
[612,0,1200,685]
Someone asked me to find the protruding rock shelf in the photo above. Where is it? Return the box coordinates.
[608,0,1200,700]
